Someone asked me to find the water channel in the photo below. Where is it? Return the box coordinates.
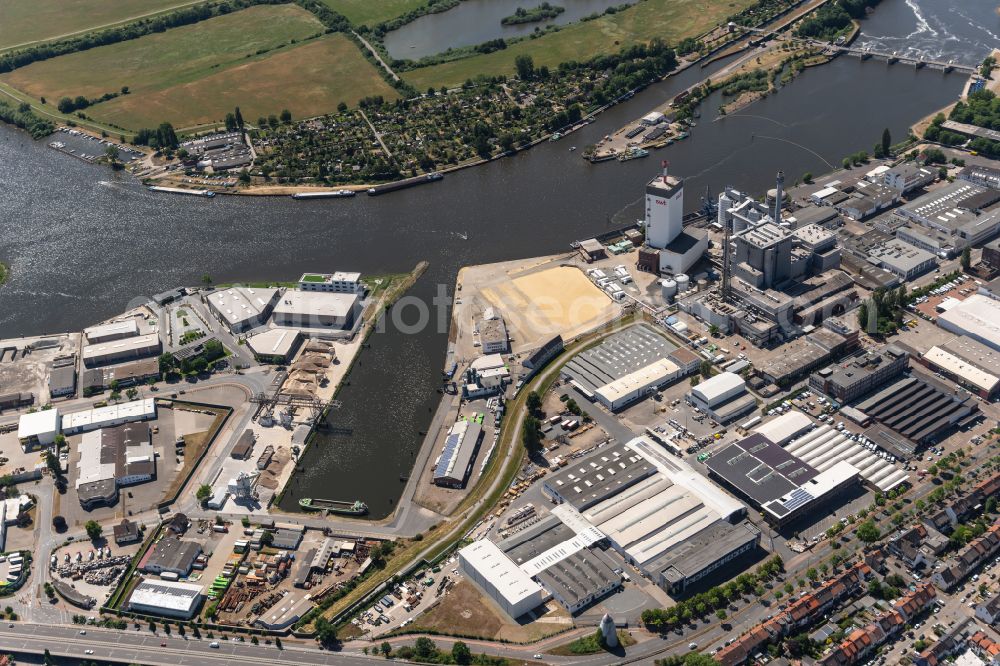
[0,0,984,517]
[383,0,637,60]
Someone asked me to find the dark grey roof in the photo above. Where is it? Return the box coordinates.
[561,324,677,396]
[650,520,760,583]
[543,443,656,510]
[705,433,818,507]
[143,536,201,574]
[666,227,707,254]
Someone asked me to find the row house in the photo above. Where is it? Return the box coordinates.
[913,618,973,666]
[714,563,872,666]
[970,630,1000,665]
[819,584,936,666]
[887,523,949,570]
[932,521,1000,590]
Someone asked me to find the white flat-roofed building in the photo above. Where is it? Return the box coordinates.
[641,111,665,125]
[810,186,840,204]
[272,290,360,330]
[459,539,547,619]
[62,398,156,434]
[127,580,203,618]
[594,358,682,411]
[753,410,815,446]
[207,286,280,333]
[82,333,161,368]
[17,409,59,449]
[937,295,1000,352]
[84,320,139,344]
[689,372,745,407]
[246,328,302,364]
[922,345,1000,398]
[298,272,363,293]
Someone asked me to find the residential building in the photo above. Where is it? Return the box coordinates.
[113,519,141,545]
[297,271,363,293]
[932,521,1000,590]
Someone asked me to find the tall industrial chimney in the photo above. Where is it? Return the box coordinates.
[662,160,669,183]
[773,170,784,223]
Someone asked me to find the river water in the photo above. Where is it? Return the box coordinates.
[383,0,637,60]
[0,0,985,518]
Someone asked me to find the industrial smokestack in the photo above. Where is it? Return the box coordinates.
[774,170,784,223]
[662,160,669,183]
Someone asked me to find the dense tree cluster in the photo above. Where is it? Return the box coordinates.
[0,100,54,138]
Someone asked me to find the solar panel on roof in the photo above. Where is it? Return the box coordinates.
[781,488,814,512]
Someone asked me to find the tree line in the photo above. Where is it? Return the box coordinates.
[0,100,54,138]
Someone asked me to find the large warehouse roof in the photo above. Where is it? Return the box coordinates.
[594,358,680,406]
[923,346,1000,394]
[753,411,815,446]
[562,324,677,396]
[129,580,202,613]
[690,372,745,406]
[458,540,544,610]
[783,425,908,492]
[62,398,155,432]
[84,319,138,342]
[936,294,1000,351]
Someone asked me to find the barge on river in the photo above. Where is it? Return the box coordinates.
[299,498,369,515]
[367,172,443,196]
[148,186,215,198]
[291,189,356,199]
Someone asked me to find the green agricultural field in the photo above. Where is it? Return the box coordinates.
[320,0,430,26]
[0,0,205,50]
[403,0,755,90]
[1,4,324,117]
[89,34,400,130]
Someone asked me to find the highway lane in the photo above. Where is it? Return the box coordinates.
[0,623,376,666]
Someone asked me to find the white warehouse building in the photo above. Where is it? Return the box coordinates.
[127,580,203,619]
[458,539,548,619]
[687,372,756,423]
[936,294,1000,352]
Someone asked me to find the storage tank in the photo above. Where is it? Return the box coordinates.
[660,278,677,300]
[697,279,708,291]
[717,192,732,228]
[675,274,690,293]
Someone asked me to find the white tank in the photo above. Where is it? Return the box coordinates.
[660,279,677,299]
[675,274,690,292]
[697,279,708,291]
[717,193,732,228]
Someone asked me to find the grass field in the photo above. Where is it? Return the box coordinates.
[1,5,324,115]
[0,0,205,50]
[88,34,400,130]
[403,0,755,90]
[320,0,429,26]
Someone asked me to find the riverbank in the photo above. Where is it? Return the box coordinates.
[910,48,1000,139]
[0,261,7,287]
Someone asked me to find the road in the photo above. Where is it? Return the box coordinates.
[358,108,393,158]
[353,32,400,82]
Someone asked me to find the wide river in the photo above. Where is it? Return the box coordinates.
[0,0,988,518]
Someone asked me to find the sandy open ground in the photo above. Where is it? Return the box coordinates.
[479,263,620,353]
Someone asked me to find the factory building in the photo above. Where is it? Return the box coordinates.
[141,536,203,577]
[706,433,861,527]
[936,294,1000,351]
[478,308,509,354]
[272,290,361,331]
[48,360,77,398]
[458,539,548,619]
[919,336,1000,398]
[207,287,280,333]
[781,423,909,492]
[808,345,909,404]
[893,181,1000,257]
[126,580,203,619]
[297,271,363,293]
[84,320,139,344]
[561,324,691,411]
[82,333,161,368]
[246,328,302,364]
[62,398,157,435]
[958,163,1000,190]
[834,180,900,221]
[883,163,936,194]
[498,511,621,614]
[855,374,980,455]
[686,372,756,423]
[16,409,59,449]
[75,423,156,508]
[433,420,483,488]
[637,166,708,275]
[81,358,159,394]
[542,438,760,595]
[865,239,938,280]
[732,223,793,289]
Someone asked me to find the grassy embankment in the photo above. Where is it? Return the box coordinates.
[319,0,430,26]
[402,0,756,90]
[0,262,7,286]
[0,0,204,51]
[0,5,397,132]
[549,630,636,656]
